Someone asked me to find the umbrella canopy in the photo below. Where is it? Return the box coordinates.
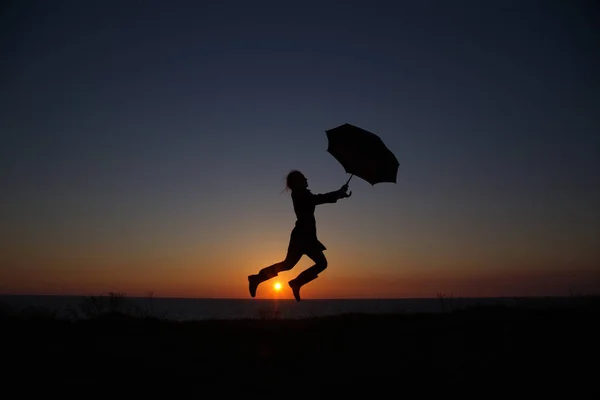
[326,123,399,186]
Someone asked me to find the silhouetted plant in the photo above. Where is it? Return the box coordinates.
[437,292,472,313]
[257,306,282,320]
[64,291,171,320]
[131,291,170,320]
[71,291,131,320]
[437,292,453,313]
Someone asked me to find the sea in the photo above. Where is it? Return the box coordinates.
[0,294,589,321]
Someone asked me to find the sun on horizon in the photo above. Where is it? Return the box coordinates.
[273,282,282,291]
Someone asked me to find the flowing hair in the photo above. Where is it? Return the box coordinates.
[281,170,304,193]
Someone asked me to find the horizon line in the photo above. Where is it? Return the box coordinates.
[1,293,598,300]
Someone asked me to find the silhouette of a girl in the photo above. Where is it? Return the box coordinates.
[248,170,352,301]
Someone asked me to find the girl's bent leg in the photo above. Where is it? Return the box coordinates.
[248,251,302,298]
[288,250,327,301]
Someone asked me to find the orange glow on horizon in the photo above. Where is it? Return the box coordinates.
[1,250,599,299]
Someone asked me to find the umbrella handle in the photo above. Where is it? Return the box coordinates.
[346,174,353,185]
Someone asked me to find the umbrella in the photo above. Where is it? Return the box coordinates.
[326,123,399,186]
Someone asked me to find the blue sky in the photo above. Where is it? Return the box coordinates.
[1,0,598,298]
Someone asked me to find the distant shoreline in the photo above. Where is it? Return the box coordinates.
[2,293,598,300]
[1,293,598,322]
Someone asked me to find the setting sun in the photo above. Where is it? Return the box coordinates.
[274,282,282,291]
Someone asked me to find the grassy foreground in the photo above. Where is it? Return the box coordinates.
[3,297,599,396]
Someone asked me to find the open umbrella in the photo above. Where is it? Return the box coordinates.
[326,123,399,186]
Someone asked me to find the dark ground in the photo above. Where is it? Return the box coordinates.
[3,298,599,397]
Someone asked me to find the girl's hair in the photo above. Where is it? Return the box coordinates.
[283,170,304,192]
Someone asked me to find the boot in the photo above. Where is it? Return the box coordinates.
[288,271,319,302]
[248,267,279,298]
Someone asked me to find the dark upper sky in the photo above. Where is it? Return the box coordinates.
[1,0,599,298]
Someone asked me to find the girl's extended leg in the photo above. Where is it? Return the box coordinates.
[248,251,302,298]
[288,250,328,302]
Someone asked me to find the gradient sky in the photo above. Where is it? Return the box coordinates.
[2,0,599,299]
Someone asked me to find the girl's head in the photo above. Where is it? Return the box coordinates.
[285,170,308,192]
